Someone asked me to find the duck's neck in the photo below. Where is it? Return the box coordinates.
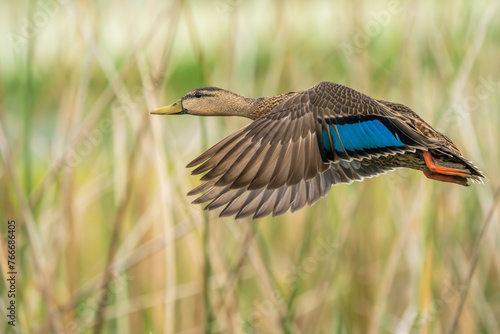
[246,92,297,120]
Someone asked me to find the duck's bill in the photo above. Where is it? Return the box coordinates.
[150,99,186,115]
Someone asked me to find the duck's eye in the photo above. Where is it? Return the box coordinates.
[195,92,202,98]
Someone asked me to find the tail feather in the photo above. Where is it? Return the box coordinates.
[433,148,485,184]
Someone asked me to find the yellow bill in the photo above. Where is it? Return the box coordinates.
[150,99,185,115]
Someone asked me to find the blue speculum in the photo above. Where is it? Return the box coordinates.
[322,119,405,152]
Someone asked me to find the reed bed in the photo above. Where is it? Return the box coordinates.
[1,0,499,333]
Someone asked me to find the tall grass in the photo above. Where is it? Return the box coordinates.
[1,0,499,333]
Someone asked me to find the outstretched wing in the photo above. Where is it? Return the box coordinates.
[187,81,442,219]
[190,161,393,219]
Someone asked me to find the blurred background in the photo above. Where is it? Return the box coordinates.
[1,0,499,333]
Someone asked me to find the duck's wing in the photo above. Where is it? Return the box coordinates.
[187,81,442,219]
[191,161,393,219]
[376,99,463,155]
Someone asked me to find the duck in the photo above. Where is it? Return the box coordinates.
[151,81,484,219]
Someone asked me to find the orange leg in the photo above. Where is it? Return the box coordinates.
[422,151,469,177]
[423,171,468,186]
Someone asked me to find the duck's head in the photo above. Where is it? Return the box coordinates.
[150,87,256,119]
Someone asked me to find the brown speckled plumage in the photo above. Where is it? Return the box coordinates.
[151,81,485,219]
[247,92,297,120]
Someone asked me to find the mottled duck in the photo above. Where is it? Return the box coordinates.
[151,81,484,219]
